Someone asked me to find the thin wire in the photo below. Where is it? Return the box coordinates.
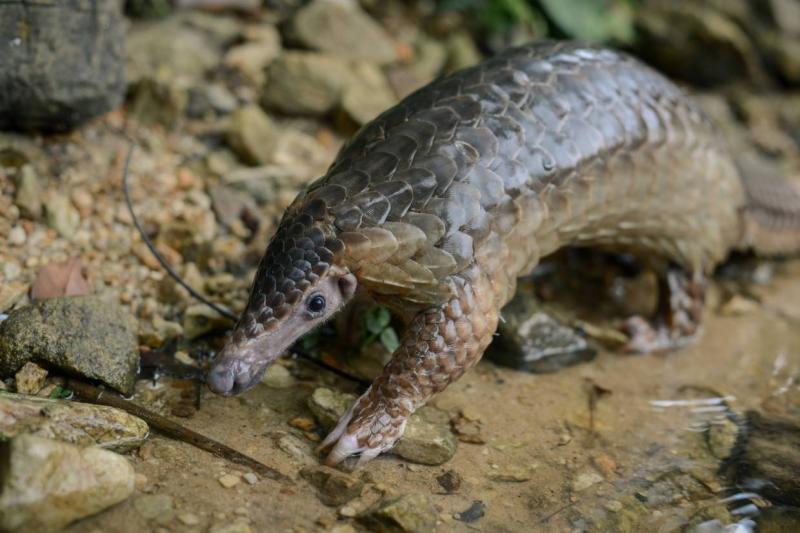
[122,143,239,321]
[121,141,368,387]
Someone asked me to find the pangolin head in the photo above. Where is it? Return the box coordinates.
[206,197,356,396]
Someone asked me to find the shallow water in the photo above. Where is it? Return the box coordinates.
[67,256,800,532]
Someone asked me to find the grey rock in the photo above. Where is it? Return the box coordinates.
[0,392,149,452]
[394,412,457,466]
[340,62,397,127]
[262,52,353,115]
[210,184,259,229]
[224,25,282,86]
[226,105,278,165]
[126,13,232,86]
[0,1,125,131]
[187,84,239,118]
[128,77,188,128]
[488,293,596,373]
[0,434,135,532]
[13,165,42,220]
[300,465,364,506]
[44,193,81,240]
[359,493,437,533]
[635,4,766,87]
[289,0,396,64]
[0,295,139,394]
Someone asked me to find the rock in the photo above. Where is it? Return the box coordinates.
[0,435,135,532]
[308,387,357,430]
[289,0,396,64]
[487,294,595,373]
[8,226,25,246]
[394,412,457,465]
[44,193,81,240]
[224,25,282,86]
[732,410,800,506]
[276,434,315,464]
[0,295,139,394]
[0,1,125,131]
[187,84,239,118]
[226,105,279,165]
[635,4,766,87]
[133,494,174,521]
[182,304,232,340]
[13,164,42,220]
[572,470,605,492]
[487,464,533,483]
[242,472,258,485]
[0,392,149,452]
[300,465,364,506]
[128,77,189,128]
[210,184,259,229]
[339,62,397,128]
[13,362,48,394]
[445,32,483,72]
[178,512,201,526]
[262,52,353,115]
[455,500,485,523]
[436,470,462,493]
[261,364,295,388]
[218,473,241,488]
[30,256,91,301]
[359,493,437,533]
[126,13,229,86]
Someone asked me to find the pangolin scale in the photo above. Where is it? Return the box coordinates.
[207,41,800,466]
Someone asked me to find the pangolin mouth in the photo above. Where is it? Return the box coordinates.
[206,358,269,396]
[206,337,277,396]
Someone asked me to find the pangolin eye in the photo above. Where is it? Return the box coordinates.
[306,293,326,315]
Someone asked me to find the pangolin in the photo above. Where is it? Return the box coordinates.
[206,41,800,466]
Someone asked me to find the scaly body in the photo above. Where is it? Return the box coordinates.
[207,41,800,466]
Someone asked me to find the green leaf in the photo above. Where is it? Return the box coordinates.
[48,385,72,399]
[379,327,400,353]
[537,0,635,44]
[364,307,392,335]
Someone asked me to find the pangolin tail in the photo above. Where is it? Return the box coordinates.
[738,156,800,256]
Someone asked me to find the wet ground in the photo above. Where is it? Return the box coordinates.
[66,258,800,532]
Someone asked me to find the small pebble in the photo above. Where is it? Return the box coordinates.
[604,500,623,513]
[134,473,149,491]
[219,474,241,488]
[289,416,316,431]
[9,226,26,245]
[178,512,201,526]
[243,472,258,485]
[339,505,357,518]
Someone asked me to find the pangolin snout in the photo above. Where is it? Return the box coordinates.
[206,341,271,396]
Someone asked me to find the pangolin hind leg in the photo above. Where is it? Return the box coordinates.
[621,265,706,353]
[320,263,500,467]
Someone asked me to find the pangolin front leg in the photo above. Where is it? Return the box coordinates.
[320,263,500,466]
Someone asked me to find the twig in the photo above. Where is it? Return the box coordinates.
[67,379,291,483]
[121,141,368,387]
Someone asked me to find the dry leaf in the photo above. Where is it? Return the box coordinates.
[30,256,90,301]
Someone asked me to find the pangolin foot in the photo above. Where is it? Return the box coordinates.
[318,399,407,469]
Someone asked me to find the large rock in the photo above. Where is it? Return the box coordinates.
[0,295,139,394]
[0,1,125,131]
[0,392,149,452]
[226,105,278,165]
[289,0,396,64]
[262,52,353,115]
[0,434,135,532]
[487,292,596,373]
[359,493,437,533]
[393,412,457,466]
